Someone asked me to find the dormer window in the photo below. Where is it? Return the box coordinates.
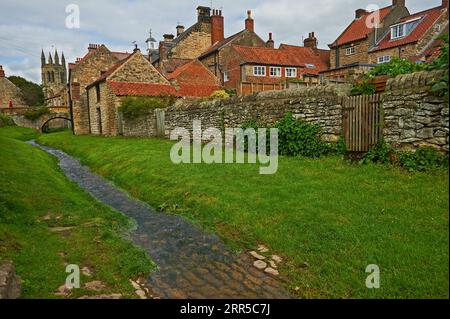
[390,17,422,40]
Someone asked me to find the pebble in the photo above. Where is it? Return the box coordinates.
[257,245,269,253]
[135,289,147,299]
[269,260,278,269]
[130,280,141,290]
[264,267,279,276]
[84,281,106,291]
[271,255,282,263]
[250,251,266,260]
[253,260,267,270]
[81,267,93,277]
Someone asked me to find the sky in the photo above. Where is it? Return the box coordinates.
[0,0,443,83]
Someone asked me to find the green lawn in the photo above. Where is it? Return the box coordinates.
[35,131,449,299]
[0,127,154,298]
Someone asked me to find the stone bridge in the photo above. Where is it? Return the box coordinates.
[0,106,72,132]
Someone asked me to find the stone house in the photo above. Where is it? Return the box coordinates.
[324,0,449,80]
[153,6,214,76]
[222,38,330,95]
[369,2,449,64]
[198,10,270,83]
[68,44,130,134]
[0,65,27,109]
[85,49,175,136]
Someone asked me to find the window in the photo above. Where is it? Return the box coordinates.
[269,67,281,77]
[391,17,422,40]
[305,64,315,69]
[377,55,391,64]
[345,47,356,55]
[95,84,101,103]
[285,68,297,78]
[223,71,229,82]
[391,24,405,39]
[253,66,266,76]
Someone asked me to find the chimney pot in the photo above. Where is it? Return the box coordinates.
[267,33,274,48]
[245,10,254,32]
[0,65,5,78]
[176,25,185,36]
[163,34,175,42]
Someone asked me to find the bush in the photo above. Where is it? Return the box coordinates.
[0,114,15,127]
[24,106,50,121]
[361,137,393,165]
[368,57,427,78]
[275,113,332,158]
[351,79,376,96]
[118,96,175,119]
[428,33,449,100]
[399,147,449,172]
[209,90,230,100]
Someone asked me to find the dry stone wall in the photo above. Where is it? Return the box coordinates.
[383,70,449,153]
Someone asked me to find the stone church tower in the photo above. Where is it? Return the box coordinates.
[41,49,67,99]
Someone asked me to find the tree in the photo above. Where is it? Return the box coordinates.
[7,76,45,106]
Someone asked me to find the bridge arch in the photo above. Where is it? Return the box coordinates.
[40,114,72,132]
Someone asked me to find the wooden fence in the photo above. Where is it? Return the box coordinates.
[343,94,383,152]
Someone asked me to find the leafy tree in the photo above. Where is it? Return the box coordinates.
[7,76,45,106]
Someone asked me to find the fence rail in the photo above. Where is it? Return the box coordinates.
[343,94,383,152]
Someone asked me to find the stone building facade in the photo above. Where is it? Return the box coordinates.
[0,65,27,109]
[324,0,448,79]
[68,44,130,134]
[86,50,175,136]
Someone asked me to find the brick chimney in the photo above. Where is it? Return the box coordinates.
[0,65,5,78]
[211,9,225,44]
[245,10,254,32]
[266,33,274,48]
[304,32,318,50]
[176,25,185,37]
[88,44,100,53]
[392,0,406,7]
[355,9,367,19]
[443,0,449,9]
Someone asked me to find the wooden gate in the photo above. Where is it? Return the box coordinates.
[155,109,165,137]
[343,94,383,152]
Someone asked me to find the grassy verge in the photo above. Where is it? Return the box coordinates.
[0,127,154,298]
[36,131,449,299]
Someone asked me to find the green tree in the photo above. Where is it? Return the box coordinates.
[7,76,45,106]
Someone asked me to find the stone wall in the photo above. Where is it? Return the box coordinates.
[383,70,449,152]
[164,84,351,142]
[120,111,157,137]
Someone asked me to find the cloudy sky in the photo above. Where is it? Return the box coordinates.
[0,0,442,83]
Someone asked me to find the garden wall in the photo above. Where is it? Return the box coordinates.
[164,85,351,142]
[119,70,449,153]
[383,70,449,153]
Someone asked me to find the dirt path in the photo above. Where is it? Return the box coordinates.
[29,141,290,299]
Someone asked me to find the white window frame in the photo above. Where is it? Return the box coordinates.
[377,55,391,64]
[269,66,282,77]
[345,47,356,55]
[253,66,266,77]
[285,67,297,78]
[391,24,406,40]
[223,71,229,82]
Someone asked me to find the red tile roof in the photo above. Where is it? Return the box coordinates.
[233,45,307,67]
[107,81,177,96]
[332,6,392,47]
[372,6,445,52]
[278,44,330,72]
[168,60,221,97]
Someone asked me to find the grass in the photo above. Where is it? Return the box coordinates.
[0,127,155,298]
[35,131,449,299]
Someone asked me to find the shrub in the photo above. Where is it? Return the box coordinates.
[224,88,237,97]
[368,57,427,78]
[275,113,332,158]
[351,79,376,96]
[428,33,449,100]
[24,106,50,121]
[399,147,449,172]
[209,90,230,100]
[118,96,175,119]
[361,137,393,165]
[0,114,15,127]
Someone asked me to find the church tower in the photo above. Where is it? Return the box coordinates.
[41,49,67,101]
